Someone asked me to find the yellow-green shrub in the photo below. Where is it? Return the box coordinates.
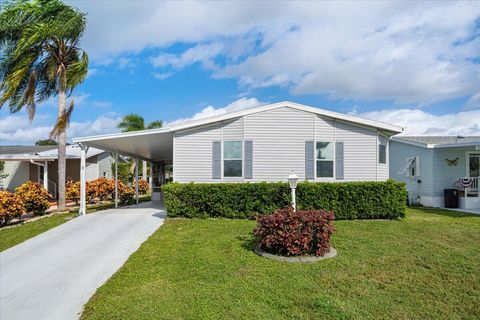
[15,181,51,216]
[0,191,24,226]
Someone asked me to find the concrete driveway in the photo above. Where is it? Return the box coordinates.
[0,201,165,320]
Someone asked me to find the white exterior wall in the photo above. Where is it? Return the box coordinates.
[97,152,114,179]
[335,120,379,181]
[174,122,222,182]
[173,106,390,183]
[2,161,30,191]
[245,108,314,181]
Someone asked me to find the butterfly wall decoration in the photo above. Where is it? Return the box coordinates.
[445,157,459,166]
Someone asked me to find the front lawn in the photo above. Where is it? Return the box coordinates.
[82,208,480,319]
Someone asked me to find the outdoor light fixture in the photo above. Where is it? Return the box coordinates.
[288,171,299,212]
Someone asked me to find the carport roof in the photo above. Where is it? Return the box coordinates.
[73,101,404,161]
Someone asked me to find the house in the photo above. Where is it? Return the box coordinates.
[390,136,480,209]
[0,145,117,196]
[73,101,403,204]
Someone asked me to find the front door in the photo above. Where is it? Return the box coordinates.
[469,153,480,178]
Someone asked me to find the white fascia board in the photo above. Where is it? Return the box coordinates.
[434,142,480,148]
[0,156,56,161]
[73,128,171,143]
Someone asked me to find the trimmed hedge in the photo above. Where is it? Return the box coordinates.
[162,180,407,219]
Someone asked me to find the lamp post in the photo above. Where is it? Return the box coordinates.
[288,171,299,212]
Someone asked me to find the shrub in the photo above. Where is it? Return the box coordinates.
[66,180,80,204]
[136,179,150,195]
[119,185,135,206]
[66,180,96,204]
[254,207,335,256]
[89,178,115,201]
[162,180,406,219]
[0,191,24,227]
[15,181,51,215]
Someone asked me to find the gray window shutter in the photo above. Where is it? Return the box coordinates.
[335,142,344,180]
[244,140,253,179]
[212,141,221,179]
[305,140,314,180]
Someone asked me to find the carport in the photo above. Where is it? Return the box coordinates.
[72,128,174,215]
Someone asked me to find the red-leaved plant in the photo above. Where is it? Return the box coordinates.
[254,207,335,256]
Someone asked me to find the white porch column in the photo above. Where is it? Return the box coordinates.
[142,160,147,180]
[135,157,139,204]
[149,161,153,191]
[114,151,118,208]
[43,161,48,191]
[79,144,87,215]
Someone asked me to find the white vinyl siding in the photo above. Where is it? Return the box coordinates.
[2,161,29,192]
[173,106,390,183]
[174,123,223,182]
[244,107,314,181]
[335,120,378,181]
[97,152,114,179]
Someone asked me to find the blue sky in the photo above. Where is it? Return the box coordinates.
[1,1,479,145]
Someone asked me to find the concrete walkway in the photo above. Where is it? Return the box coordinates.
[0,201,165,320]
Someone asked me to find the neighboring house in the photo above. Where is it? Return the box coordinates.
[390,136,480,209]
[0,145,117,196]
[73,101,403,200]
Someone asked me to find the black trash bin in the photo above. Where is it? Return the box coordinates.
[444,189,459,208]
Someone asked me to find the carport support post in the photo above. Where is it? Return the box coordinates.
[43,161,48,191]
[114,151,118,208]
[135,157,139,204]
[79,144,87,216]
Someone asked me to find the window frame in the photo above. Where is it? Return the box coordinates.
[222,140,243,178]
[315,141,335,179]
[378,143,387,164]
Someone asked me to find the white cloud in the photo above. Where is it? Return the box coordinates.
[465,92,480,110]
[153,72,173,80]
[69,1,480,105]
[118,57,135,70]
[151,43,224,70]
[356,108,480,135]
[0,114,121,145]
[166,97,267,125]
[92,100,113,108]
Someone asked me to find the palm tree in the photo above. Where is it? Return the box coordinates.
[0,0,88,211]
[117,114,145,132]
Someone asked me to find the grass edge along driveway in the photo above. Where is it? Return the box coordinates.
[81,207,480,320]
[0,195,152,252]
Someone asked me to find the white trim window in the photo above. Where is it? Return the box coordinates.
[378,144,387,164]
[316,141,334,178]
[223,141,243,177]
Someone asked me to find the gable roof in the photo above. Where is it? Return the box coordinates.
[0,145,107,160]
[168,101,404,134]
[0,146,56,155]
[75,101,403,144]
[73,101,404,161]
[392,136,480,148]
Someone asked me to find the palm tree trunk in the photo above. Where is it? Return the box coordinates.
[57,73,67,211]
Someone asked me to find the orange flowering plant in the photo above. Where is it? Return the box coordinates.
[0,191,24,227]
[15,181,51,216]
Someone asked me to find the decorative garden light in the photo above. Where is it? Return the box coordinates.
[288,171,299,212]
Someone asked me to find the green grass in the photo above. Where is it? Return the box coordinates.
[81,207,480,320]
[0,212,75,252]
